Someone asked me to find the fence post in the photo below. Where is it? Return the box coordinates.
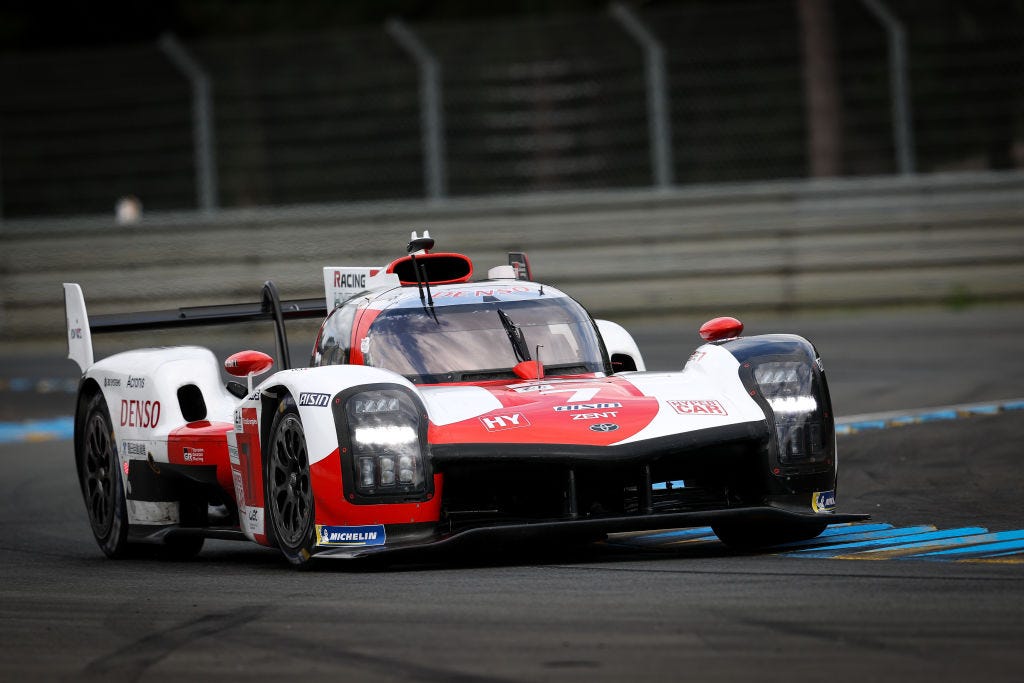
[0,132,4,225]
[158,34,219,212]
[610,2,674,189]
[860,0,916,175]
[387,19,447,201]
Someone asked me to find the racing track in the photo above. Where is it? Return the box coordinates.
[1,304,1023,682]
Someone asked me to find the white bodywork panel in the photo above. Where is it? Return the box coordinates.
[323,267,401,310]
[86,346,237,525]
[612,343,765,445]
[596,319,646,371]
[63,283,94,372]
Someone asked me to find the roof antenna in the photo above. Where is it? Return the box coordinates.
[408,230,437,319]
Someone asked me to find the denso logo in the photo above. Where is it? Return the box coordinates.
[480,413,530,431]
[298,392,331,407]
[668,399,728,416]
[120,399,161,428]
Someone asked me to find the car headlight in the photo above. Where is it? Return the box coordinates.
[340,388,429,498]
[753,361,827,465]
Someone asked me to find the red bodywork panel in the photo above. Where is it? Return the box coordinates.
[429,376,660,446]
[311,448,444,526]
[167,420,234,493]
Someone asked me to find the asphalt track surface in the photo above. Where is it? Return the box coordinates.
[1,304,1023,681]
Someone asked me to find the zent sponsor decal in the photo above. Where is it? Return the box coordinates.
[120,400,161,428]
[480,413,531,431]
[572,411,618,421]
[812,490,836,513]
[668,399,728,416]
[316,524,387,547]
[298,392,331,407]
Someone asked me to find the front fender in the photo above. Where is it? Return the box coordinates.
[256,365,418,466]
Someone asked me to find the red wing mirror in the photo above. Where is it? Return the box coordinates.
[225,350,275,378]
[513,360,544,381]
[699,316,744,342]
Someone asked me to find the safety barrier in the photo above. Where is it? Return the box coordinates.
[2,170,1022,342]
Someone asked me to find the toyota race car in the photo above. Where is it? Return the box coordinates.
[64,233,866,566]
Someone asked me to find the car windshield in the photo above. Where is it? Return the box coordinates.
[363,297,608,383]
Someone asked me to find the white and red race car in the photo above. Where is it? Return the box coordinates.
[64,234,864,566]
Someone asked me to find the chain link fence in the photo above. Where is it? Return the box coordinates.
[0,0,1021,219]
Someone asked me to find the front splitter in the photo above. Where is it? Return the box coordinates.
[312,506,869,560]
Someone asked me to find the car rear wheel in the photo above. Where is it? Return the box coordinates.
[266,399,316,566]
[712,520,828,551]
[78,393,131,558]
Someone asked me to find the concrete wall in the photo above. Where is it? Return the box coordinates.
[3,170,1023,343]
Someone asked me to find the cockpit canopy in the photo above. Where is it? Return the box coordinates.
[311,282,610,383]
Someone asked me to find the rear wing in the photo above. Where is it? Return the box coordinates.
[63,281,327,374]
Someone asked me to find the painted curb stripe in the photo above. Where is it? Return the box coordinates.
[789,527,988,558]
[0,417,75,444]
[0,377,78,394]
[610,523,1024,563]
[910,532,1024,559]
[836,397,1024,435]
[772,525,937,550]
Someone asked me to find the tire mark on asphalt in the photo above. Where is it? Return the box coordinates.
[726,615,921,657]
[241,628,525,683]
[80,605,264,681]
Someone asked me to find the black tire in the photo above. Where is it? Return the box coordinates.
[77,393,131,558]
[712,521,828,551]
[265,399,317,567]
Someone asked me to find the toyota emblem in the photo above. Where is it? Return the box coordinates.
[590,423,619,432]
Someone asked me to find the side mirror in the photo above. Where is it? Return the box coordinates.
[699,316,744,342]
[225,350,275,393]
[513,360,544,381]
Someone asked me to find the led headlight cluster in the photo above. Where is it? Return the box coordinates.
[345,389,427,497]
[753,361,827,464]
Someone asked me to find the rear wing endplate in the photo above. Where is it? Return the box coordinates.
[62,281,327,373]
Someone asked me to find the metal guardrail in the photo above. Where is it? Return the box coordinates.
[2,170,1023,342]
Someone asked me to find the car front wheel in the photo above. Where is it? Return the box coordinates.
[265,399,316,567]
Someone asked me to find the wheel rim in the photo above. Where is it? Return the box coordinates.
[83,412,116,536]
[269,415,312,548]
